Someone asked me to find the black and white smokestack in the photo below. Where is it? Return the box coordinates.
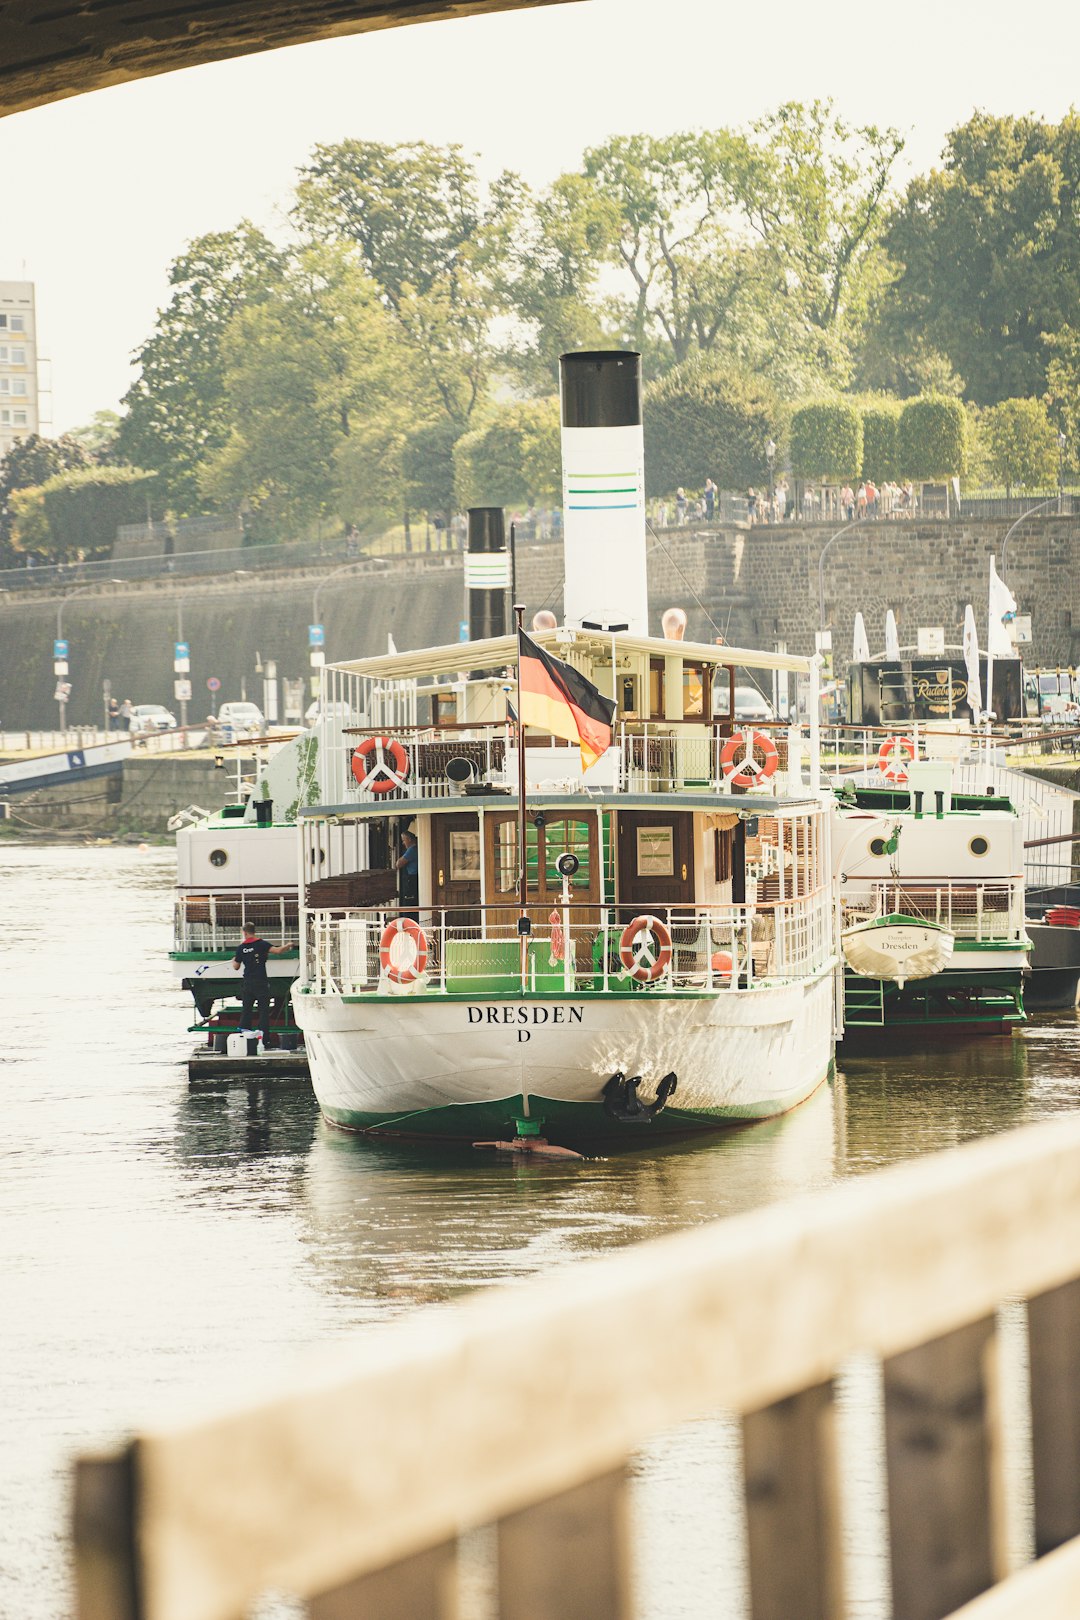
[559,350,648,633]
[465,507,509,643]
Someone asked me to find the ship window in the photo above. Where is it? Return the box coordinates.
[682,664,704,717]
[869,837,889,857]
[969,835,989,857]
[209,848,229,867]
[544,818,590,888]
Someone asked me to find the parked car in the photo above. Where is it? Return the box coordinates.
[127,703,177,734]
[713,682,775,723]
[305,699,356,725]
[210,701,265,741]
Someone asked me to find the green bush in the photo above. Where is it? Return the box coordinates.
[897,395,968,479]
[643,362,783,494]
[453,399,561,510]
[790,401,863,482]
[979,397,1060,495]
[38,465,160,559]
[859,399,902,480]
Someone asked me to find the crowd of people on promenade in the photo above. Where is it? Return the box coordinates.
[653,477,920,528]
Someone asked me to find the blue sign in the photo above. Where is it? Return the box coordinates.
[66,749,85,770]
[174,641,190,660]
[53,639,68,659]
[309,624,325,648]
[459,620,469,643]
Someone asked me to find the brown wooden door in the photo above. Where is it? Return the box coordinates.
[617,810,695,916]
[431,812,481,929]
[484,810,601,934]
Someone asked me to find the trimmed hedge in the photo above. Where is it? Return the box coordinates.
[790,401,863,482]
[860,400,901,480]
[38,465,160,559]
[643,363,783,494]
[897,395,968,478]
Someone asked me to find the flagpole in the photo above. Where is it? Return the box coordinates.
[514,604,529,988]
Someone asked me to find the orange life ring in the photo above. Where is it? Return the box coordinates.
[379,917,428,984]
[878,735,915,782]
[619,915,673,983]
[352,736,409,794]
[720,729,779,789]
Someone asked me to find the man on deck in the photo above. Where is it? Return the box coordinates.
[232,922,288,1044]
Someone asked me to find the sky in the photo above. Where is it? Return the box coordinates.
[2,0,1079,432]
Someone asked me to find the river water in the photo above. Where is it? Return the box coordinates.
[2,843,1078,1618]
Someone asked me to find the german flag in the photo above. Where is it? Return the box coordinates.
[518,630,616,771]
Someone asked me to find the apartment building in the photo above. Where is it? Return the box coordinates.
[0,281,39,457]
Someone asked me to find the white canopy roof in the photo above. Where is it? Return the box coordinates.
[331,627,812,682]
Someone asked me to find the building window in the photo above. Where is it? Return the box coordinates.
[0,314,7,330]
[11,346,25,365]
[0,410,9,424]
[0,380,8,394]
[13,412,27,425]
[9,315,25,333]
[0,346,7,362]
[11,379,26,396]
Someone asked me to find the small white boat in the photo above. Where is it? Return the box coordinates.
[841,913,955,987]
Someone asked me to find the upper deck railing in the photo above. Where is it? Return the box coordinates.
[303,894,834,997]
[173,892,300,954]
[73,1113,1080,1620]
[840,878,1027,942]
[315,718,806,807]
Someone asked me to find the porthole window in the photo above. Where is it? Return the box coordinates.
[869,837,889,857]
[969,835,989,857]
[209,848,229,868]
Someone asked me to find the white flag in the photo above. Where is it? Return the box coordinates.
[885,609,901,661]
[963,604,982,721]
[852,611,870,664]
[987,555,1017,656]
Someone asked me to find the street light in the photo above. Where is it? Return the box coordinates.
[54,583,102,734]
[816,518,863,632]
[765,438,777,518]
[311,562,366,701]
[1058,431,1067,513]
[1000,495,1061,584]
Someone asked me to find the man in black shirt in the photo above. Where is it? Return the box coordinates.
[232,922,288,1044]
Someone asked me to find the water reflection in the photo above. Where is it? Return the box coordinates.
[297,1080,838,1314]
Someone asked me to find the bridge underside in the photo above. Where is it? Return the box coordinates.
[2,0,574,119]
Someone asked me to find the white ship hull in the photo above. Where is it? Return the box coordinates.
[292,967,836,1143]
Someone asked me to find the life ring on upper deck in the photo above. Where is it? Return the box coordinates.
[720,729,779,789]
[352,736,409,793]
[619,916,673,984]
[379,916,428,984]
[877,735,915,782]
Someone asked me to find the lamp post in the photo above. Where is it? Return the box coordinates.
[54,583,101,734]
[765,438,777,520]
[1000,494,1061,584]
[1058,431,1067,514]
[174,597,189,732]
[310,562,365,699]
[816,518,862,633]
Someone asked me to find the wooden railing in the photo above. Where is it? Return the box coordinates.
[73,1114,1080,1620]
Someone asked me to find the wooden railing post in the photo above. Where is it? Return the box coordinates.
[73,1453,139,1620]
[310,1542,458,1620]
[742,1381,845,1620]
[496,1467,632,1620]
[883,1315,1006,1620]
[1028,1277,1080,1556]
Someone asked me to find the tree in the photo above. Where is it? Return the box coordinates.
[15,465,160,559]
[732,101,904,376]
[70,409,123,461]
[790,401,863,483]
[0,432,90,564]
[643,361,783,493]
[453,399,560,510]
[118,224,286,511]
[294,141,519,426]
[402,419,462,521]
[979,398,1060,495]
[873,112,1080,403]
[897,395,968,479]
[199,248,412,537]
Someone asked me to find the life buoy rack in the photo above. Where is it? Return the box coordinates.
[352,736,409,794]
[720,729,779,789]
[379,917,428,984]
[878,735,915,783]
[619,915,673,984]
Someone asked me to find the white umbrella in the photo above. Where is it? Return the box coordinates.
[885,609,901,661]
[852,611,871,664]
[963,603,983,721]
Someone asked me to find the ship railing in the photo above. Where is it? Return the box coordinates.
[841,879,1025,942]
[173,892,301,953]
[304,893,834,997]
[322,718,805,804]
